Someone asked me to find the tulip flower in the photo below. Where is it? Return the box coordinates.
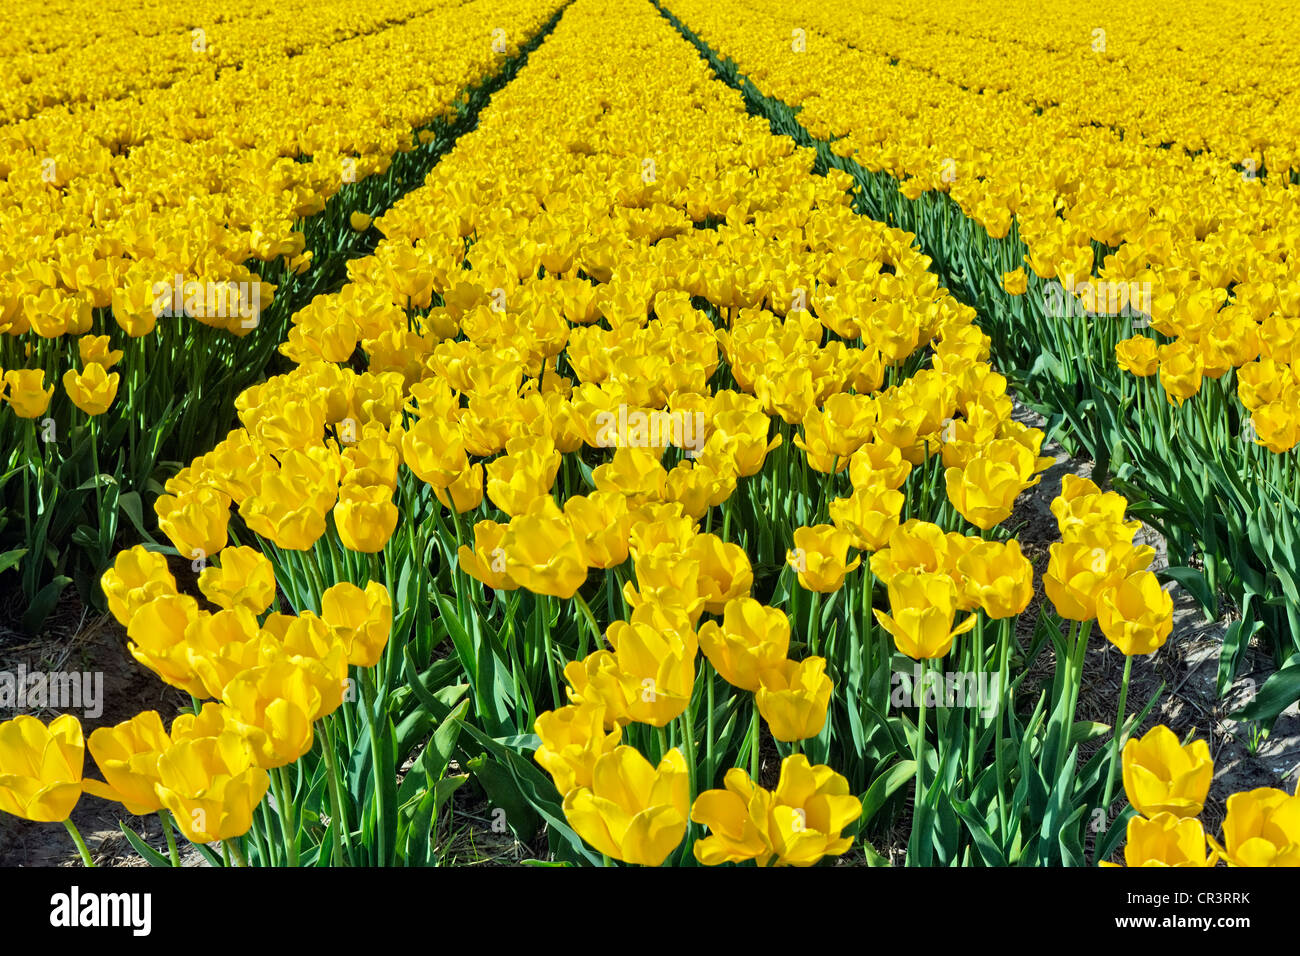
[333,482,399,553]
[457,520,518,591]
[605,620,696,727]
[83,712,170,816]
[101,546,179,626]
[224,660,342,768]
[533,702,622,796]
[787,525,861,592]
[874,571,977,660]
[1208,787,1300,867]
[956,540,1034,618]
[1115,336,1160,377]
[768,754,861,866]
[697,598,790,692]
[63,362,120,416]
[197,545,277,613]
[3,369,54,418]
[1097,570,1174,655]
[755,657,833,742]
[501,503,588,599]
[321,580,392,668]
[0,714,84,822]
[155,486,232,561]
[1121,725,1213,818]
[562,746,690,866]
[691,767,777,866]
[154,733,270,843]
[829,482,905,552]
[1104,813,1217,867]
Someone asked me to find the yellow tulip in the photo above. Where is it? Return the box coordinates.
[101,545,178,626]
[1109,813,1216,867]
[3,369,54,419]
[83,711,170,816]
[768,754,861,866]
[533,702,622,796]
[787,524,861,592]
[334,482,399,553]
[874,571,976,660]
[0,714,84,822]
[1097,570,1174,655]
[1209,787,1300,867]
[697,597,789,692]
[755,657,833,742]
[1121,725,1213,818]
[154,732,269,843]
[562,746,690,866]
[197,545,277,613]
[63,362,120,416]
[321,580,391,668]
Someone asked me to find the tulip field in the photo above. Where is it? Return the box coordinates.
[1,0,1298,874]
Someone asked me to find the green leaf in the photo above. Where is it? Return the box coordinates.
[119,822,174,867]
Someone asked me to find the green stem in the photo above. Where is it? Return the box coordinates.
[159,809,180,867]
[63,818,95,867]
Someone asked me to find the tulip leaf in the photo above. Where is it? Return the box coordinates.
[1230,655,1300,729]
[119,823,174,868]
[1158,566,1217,618]
[858,759,915,828]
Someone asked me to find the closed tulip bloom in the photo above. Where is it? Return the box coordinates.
[829,482,905,552]
[183,606,267,699]
[1097,570,1174,655]
[1043,541,1122,621]
[562,746,690,866]
[874,571,976,660]
[321,580,391,668]
[756,657,833,742]
[4,368,54,418]
[1001,268,1028,295]
[63,362,120,416]
[1121,725,1213,818]
[83,711,170,816]
[1157,341,1204,405]
[697,598,789,691]
[224,660,341,768]
[1108,813,1216,867]
[1209,787,1300,867]
[0,714,84,822]
[156,486,231,560]
[334,482,398,553]
[433,461,485,513]
[691,767,777,866]
[501,503,587,599]
[101,545,178,626]
[154,733,269,843]
[787,524,861,592]
[533,702,622,796]
[457,520,517,591]
[944,457,1029,530]
[606,620,696,727]
[127,594,207,697]
[197,545,277,613]
[1115,336,1160,377]
[956,540,1034,618]
[768,754,861,866]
